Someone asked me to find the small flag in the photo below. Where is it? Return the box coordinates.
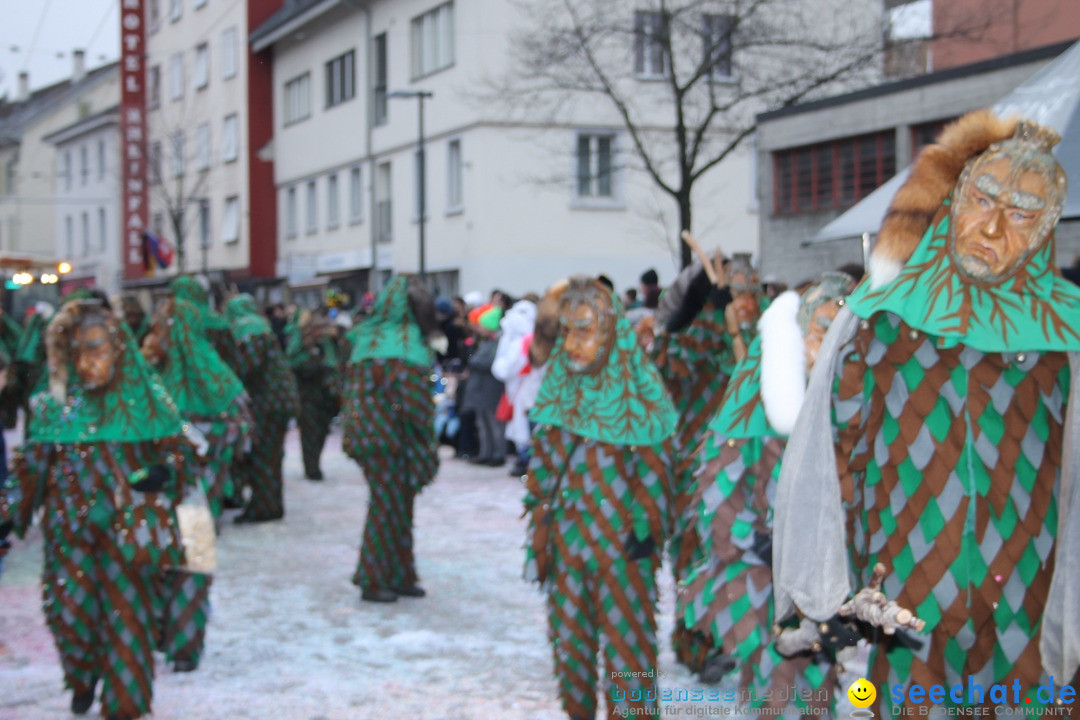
[142,230,175,269]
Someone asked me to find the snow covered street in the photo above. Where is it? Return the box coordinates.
[1,427,727,719]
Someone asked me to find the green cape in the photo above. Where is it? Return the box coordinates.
[348,276,432,368]
[224,295,272,341]
[530,290,677,446]
[26,323,186,444]
[847,204,1080,352]
[160,298,246,418]
[172,276,230,332]
[708,336,778,440]
[285,310,340,371]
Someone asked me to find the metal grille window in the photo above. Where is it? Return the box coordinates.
[411,2,454,79]
[171,131,185,178]
[773,131,897,215]
[148,65,161,109]
[284,73,311,125]
[198,199,210,249]
[576,132,615,198]
[170,53,184,100]
[326,51,355,108]
[98,207,107,252]
[634,11,668,78]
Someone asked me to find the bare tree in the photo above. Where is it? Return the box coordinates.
[496,0,890,267]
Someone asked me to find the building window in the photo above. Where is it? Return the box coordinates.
[222,114,238,163]
[171,131,185,178]
[195,123,211,171]
[634,11,668,78]
[447,139,463,212]
[306,180,317,234]
[410,2,454,79]
[284,73,311,125]
[148,65,161,109]
[149,141,162,183]
[326,51,355,108]
[198,199,210,249]
[375,161,392,244]
[222,27,238,79]
[98,207,107,252]
[374,33,388,125]
[80,145,88,185]
[170,53,185,101]
[222,196,239,244]
[81,211,90,257]
[327,173,340,229]
[349,165,363,223]
[286,186,298,239]
[65,215,74,258]
[702,14,734,81]
[773,130,897,215]
[62,150,72,191]
[170,0,182,22]
[576,132,615,199]
[194,43,209,90]
[148,0,161,33]
[97,139,106,180]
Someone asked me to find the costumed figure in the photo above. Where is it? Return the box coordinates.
[171,276,238,372]
[773,111,1080,714]
[119,295,151,348]
[224,294,299,523]
[0,307,22,430]
[649,238,738,671]
[285,307,343,481]
[342,276,443,602]
[524,276,678,720]
[722,253,767,365]
[0,298,197,720]
[675,273,854,711]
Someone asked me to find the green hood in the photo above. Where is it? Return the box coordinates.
[172,276,230,331]
[15,312,46,364]
[159,298,247,417]
[225,294,272,341]
[286,309,340,370]
[348,276,432,368]
[27,323,186,444]
[530,289,677,446]
[708,336,777,440]
[847,203,1080,352]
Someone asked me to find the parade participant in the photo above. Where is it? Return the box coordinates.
[649,241,736,671]
[0,298,196,719]
[676,272,854,712]
[172,276,238,372]
[342,275,443,603]
[224,294,298,523]
[140,292,252,672]
[773,111,1080,713]
[120,295,151,348]
[524,276,678,720]
[721,253,766,364]
[285,307,342,481]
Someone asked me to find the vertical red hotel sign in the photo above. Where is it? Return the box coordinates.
[120,0,148,279]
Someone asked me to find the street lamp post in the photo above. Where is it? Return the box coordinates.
[388,90,433,281]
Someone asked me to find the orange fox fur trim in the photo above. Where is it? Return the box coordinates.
[868,109,1018,288]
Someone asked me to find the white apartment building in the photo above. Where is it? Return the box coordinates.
[253,0,807,301]
[144,0,252,280]
[0,56,118,269]
[43,108,123,296]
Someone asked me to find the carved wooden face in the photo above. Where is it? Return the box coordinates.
[728,269,761,328]
[560,290,614,375]
[803,300,840,371]
[73,320,119,391]
[952,155,1054,282]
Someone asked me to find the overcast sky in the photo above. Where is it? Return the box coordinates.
[0,0,119,100]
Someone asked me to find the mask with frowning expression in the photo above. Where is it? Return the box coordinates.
[797,271,855,371]
[559,278,616,375]
[950,121,1067,284]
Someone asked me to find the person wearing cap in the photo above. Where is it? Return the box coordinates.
[524,276,678,720]
[773,111,1080,713]
[0,297,198,719]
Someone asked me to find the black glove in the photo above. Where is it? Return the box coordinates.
[625,532,656,561]
[130,464,170,493]
[750,530,773,567]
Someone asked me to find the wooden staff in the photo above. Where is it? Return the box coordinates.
[680,230,723,287]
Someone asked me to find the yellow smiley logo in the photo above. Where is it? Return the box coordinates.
[847,678,876,708]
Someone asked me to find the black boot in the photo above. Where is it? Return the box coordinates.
[698,652,737,684]
[394,585,426,598]
[172,658,199,672]
[71,679,97,715]
[361,588,398,603]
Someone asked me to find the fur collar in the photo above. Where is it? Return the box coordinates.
[759,290,806,435]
